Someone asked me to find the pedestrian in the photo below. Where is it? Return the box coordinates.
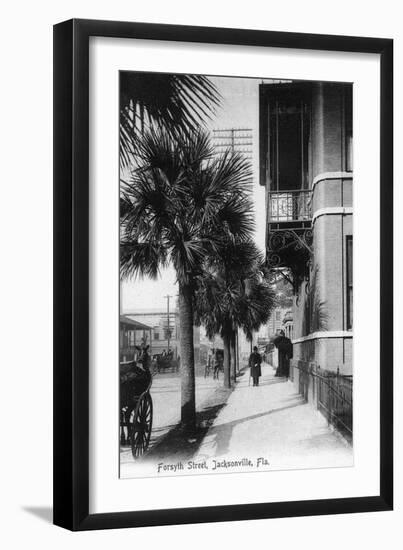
[213,349,223,380]
[249,346,262,386]
[205,349,214,377]
[273,330,293,378]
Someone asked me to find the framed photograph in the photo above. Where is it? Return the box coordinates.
[53,19,393,530]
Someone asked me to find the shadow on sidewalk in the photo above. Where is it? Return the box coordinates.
[141,386,233,462]
[207,397,306,457]
[251,378,288,387]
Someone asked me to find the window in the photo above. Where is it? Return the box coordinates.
[346,236,353,329]
[344,85,353,172]
[268,92,310,192]
[153,331,159,340]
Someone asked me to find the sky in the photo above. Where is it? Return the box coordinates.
[121,75,266,313]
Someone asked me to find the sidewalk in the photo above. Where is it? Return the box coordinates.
[194,362,353,471]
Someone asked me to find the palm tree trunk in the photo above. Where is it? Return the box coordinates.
[178,282,196,430]
[230,330,237,382]
[223,326,231,389]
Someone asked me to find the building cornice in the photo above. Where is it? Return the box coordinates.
[312,206,353,224]
[311,171,353,194]
[292,330,353,344]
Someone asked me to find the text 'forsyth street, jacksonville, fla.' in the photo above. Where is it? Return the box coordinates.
[157,457,270,474]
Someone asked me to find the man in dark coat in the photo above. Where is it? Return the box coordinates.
[273,330,293,378]
[213,349,223,380]
[249,346,262,386]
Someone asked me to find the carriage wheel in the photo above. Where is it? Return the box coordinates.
[130,393,153,459]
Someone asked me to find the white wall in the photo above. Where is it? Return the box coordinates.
[0,0,401,548]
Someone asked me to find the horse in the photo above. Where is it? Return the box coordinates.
[120,345,152,445]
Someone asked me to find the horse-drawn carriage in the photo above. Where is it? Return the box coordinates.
[120,347,153,459]
[153,353,180,374]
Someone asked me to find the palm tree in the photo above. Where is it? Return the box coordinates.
[195,240,276,387]
[120,72,220,167]
[120,128,254,429]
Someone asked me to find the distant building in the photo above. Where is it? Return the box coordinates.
[124,310,201,366]
[264,307,290,339]
[119,315,152,362]
[282,309,294,340]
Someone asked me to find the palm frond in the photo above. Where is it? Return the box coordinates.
[120,73,221,167]
[120,241,168,280]
[121,128,259,291]
[194,238,276,340]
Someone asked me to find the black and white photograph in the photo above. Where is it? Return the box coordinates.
[119,73,354,479]
[1,0,398,542]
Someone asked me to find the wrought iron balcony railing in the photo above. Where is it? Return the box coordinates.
[269,190,312,223]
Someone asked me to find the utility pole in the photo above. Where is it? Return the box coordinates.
[236,329,240,374]
[165,295,173,353]
[211,128,253,160]
[212,128,253,376]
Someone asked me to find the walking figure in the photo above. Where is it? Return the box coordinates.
[213,349,223,380]
[249,346,262,386]
[273,330,293,378]
[205,349,214,378]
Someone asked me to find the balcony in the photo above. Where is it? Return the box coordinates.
[266,189,313,290]
[268,189,312,229]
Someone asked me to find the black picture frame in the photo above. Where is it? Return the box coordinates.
[53,18,393,531]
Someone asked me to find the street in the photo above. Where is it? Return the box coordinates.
[120,369,223,475]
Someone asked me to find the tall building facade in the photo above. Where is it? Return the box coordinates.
[260,81,353,376]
